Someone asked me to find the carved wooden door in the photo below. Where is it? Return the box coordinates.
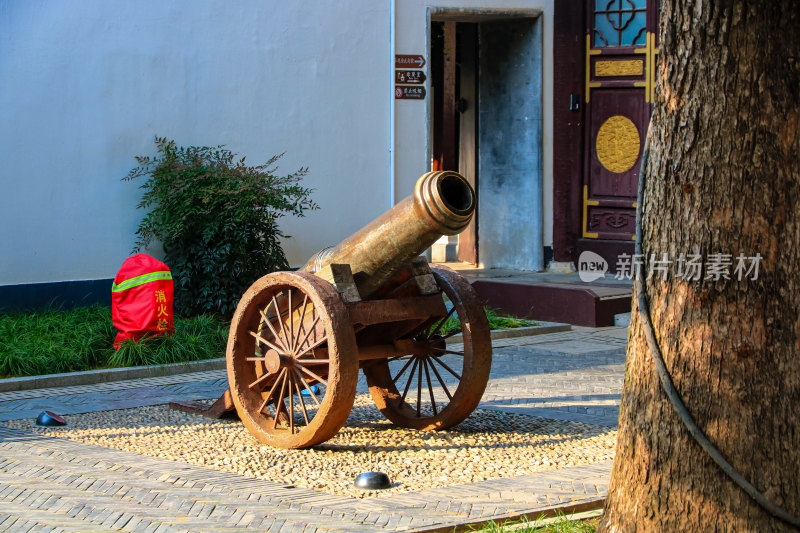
[582,0,659,244]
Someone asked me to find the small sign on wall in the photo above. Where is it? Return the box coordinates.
[395,54,426,68]
[395,70,426,84]
[395,86,426,100]
[395,55,426,100]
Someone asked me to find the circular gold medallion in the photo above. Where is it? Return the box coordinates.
[595,115,640,173]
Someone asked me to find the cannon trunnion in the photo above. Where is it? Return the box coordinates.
[173,171,493,449]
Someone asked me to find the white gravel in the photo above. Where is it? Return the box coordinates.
[5,394,616,498]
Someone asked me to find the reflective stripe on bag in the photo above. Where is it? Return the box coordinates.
[111,270,173,292]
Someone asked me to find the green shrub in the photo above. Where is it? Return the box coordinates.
[124,137,317,317]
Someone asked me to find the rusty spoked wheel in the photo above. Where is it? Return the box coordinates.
[363,267,492,430]
[226,271,358,449]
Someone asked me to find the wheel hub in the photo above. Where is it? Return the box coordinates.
[264,348,293,373]
[426,336,447,354]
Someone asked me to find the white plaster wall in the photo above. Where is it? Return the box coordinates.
[0,0,390,285]
[0,0,556,286]
[392,0,555,265]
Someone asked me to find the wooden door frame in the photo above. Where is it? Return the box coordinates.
[551,0,586,264]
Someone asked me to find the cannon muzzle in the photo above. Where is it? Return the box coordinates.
[302,171,475,298]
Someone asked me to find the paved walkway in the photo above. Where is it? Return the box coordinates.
[0,327,627,532]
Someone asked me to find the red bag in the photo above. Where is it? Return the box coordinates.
[112,253,175,348]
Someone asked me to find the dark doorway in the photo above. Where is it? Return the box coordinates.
[430,14,543,270]
[431,21,478,265]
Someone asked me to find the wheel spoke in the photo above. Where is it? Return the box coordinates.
[248,330,284,356]
[440,330,461,340]
[428,306,457,339]
[391,355,417,385]
[295,358,330,364]
[297,363,328,387]
[310,306,318,346]
[272,371,289,430]
[427,356,453,401]
[273,295,292,354]
[400,357,419,402]
[259,305,289,353]
[293,315,322,355]
[294,367,321,406]
[422,357,437,415]
[295,293,309,351]
[288,289,294,353]
[258,369,286,412]
[430,347,465,356]
[430,355,462,380]
[288,370,295,434]
[416,355,423,417]
[293,373,310,425]
[386,354,414,363]
[248,370,275,391]
[302,334,329,354]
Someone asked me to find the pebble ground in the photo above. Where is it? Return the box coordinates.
[7,393,616,499]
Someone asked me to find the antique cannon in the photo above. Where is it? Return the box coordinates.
[173,171,492,449]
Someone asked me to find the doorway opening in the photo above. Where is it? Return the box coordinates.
[430,21,477,264]
[429,13,543,271]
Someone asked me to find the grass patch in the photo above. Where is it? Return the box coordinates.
[0,305,227,378]
[435,306,538,336]
[475,512,600,532]
[484,307,538,330]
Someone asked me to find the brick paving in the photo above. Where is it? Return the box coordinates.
[0,327,626,532]
[0,373,230,423]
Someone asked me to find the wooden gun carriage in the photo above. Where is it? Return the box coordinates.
[173,171,492,449]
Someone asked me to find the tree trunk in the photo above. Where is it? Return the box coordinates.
[599,1,800,531]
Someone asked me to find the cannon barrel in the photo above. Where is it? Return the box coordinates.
[301,171,475,298]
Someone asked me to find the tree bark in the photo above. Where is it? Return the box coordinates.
[600,1,800,531]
